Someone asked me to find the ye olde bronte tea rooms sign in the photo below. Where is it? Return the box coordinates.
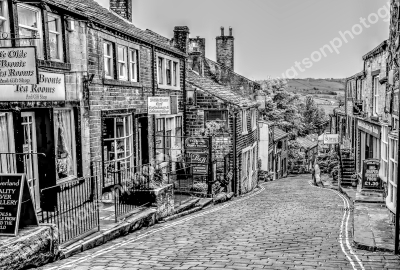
[0,47,38,85]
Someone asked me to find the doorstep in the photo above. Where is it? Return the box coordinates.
[58,207,156,259]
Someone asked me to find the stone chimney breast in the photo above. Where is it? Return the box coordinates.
[110,0,132,22]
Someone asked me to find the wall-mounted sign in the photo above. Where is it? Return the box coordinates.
[185,137,209,149]
[0,47,38,85]
[148,97,171,114]
[323,134,339,145]
[353,100,363,116]
[0,174,38,236]
[188,152,208,164]
[358,120,380,138]
[0,72,65,101]
[362,159,381,190]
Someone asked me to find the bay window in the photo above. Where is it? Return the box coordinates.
[54,109,76,182]
[48,14,63,61]
[129,49,138,82]
[104,41,114,78]
[118,45,128,80]
[103,114,134,184]
[17,4,43,58]
[0,0,10,47]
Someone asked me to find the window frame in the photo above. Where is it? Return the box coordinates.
[17,4,43,59]
[373,75,379,115]
[103,41,114,79]
[242,109,248,135]
[47,13,63,62]
[117,45,128,81]
[129,48,139,82]
[388,136,398,209]
[0,0,10,47]
[157,53,180,90]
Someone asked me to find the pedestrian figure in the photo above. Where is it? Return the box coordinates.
[311,165,316,185]
[314,162,321,185]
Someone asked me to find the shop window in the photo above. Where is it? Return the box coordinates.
[48,13,63,61]
[17,4,43,59]
[104,41,114,79]
[0,113,15,173]
[118,45,128,80]
[0,0,10,47]
[54,109,76,182]
[129,49,138,82]
[175,116,183,149]
[103,114,134,174]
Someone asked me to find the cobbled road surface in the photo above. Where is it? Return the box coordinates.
[40,175,400,270]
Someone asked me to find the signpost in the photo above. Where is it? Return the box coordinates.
[323,133,339,145]
[0,174,38,236]
[148,97,171,114]
[0,47,38,85]
[361,159,381,190]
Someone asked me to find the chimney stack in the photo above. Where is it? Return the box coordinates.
[216,26,234,71]
[110,0,132,22]
[173,26,190,53]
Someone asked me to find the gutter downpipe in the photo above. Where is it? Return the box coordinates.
[151,45,157,160]
[233,110,238,196]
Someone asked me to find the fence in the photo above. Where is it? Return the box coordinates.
[39,175,100,244]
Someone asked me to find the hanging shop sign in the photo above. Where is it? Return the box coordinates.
[148,97,171,115]
[0,174,38,236]
[185,137,209,149]
[323,134,339,145]
[0,47,38,85]
[358,120,380,138]
[0,72,65,101]
[362,159,381,190]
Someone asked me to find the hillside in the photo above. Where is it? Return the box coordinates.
[287,78,346,115]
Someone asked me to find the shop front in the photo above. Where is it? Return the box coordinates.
[0,71,81,211]
[356,119,381,177]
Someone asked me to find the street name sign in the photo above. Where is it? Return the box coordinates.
[0,174,38,236]
[0,47,38,85]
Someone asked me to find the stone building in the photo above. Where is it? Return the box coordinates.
[0,0,89,211]
[184,27,261,195]
[272,127,288,179]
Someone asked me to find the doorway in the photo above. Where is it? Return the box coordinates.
[21,112,40,210]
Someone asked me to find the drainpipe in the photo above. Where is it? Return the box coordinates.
[395,83,400,254]
[232,110,238,196]
[151,45,156,161]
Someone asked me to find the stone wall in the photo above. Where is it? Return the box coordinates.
[0,225,59,270]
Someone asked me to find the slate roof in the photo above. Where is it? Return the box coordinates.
[273,127,288,141]
[362,40,388,60]
[45,0,185,56]
[296,137,318,150]
[186,69,258,108]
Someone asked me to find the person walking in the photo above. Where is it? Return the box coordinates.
[311,163,316,185]
[314,162,321,185]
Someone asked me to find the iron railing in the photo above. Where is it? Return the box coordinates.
[39,175,100,244]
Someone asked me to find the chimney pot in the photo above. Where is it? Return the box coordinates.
[229,27,232,36]
[220,27,224,36]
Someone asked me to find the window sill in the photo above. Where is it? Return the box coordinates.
[157,84,181,91]
[103,78,142,87]
[37,59,71,70]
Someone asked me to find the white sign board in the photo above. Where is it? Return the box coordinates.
[148,97,171,114]
[0,72,65,101]
[323,134,339,145]
[0,47,38,85]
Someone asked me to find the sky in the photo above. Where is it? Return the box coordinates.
[96,0,390,80]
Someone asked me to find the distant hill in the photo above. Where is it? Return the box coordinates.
[286,78,345,96]
[286,78,346,116]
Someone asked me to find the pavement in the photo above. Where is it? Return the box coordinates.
[38,175,400,270]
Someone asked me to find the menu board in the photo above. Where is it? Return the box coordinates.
[0,174,38,236]
[362,159,381,190]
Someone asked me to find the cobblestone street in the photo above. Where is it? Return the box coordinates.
[40,175,400,270]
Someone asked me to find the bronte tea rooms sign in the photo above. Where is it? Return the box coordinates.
[0,72,65,101]
[0,47,38,85]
